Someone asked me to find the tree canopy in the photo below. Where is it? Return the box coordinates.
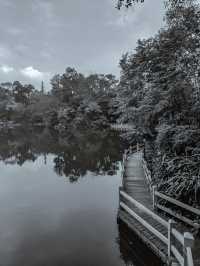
[116,2,200,203]
[117,0,195,9]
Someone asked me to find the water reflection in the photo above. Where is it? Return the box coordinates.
[0,127,162,266]
[0,127,125,180]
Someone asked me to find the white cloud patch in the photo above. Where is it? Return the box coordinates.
[20,66,49,80]
[0,65,14,73]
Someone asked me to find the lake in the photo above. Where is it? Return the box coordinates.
[0,127,162,266]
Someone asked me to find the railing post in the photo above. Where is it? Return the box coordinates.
[117,187,123,224]
[130,145,132,154]
[168,219,176,264]
[143,139,146,159]
[122,155,124,176]
[118,187,122,212]
[183,232,194,266]
[152,185,157,210]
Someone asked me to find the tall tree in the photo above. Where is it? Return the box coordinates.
[13,81,34,105]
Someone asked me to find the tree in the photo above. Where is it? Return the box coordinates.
[117,0,194,9]
[13,81,34,105]
[117,2,200,203]
[41,81,44,94]
[50,68,85,103]
[85,74,118,98]
[50,74,61,98]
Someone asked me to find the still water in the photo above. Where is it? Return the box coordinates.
[0,127,162,266]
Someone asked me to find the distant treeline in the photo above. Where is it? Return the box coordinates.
[0,70,119,131]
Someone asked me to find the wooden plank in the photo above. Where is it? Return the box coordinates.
[121,151,195,266]
[118,210,168,263]
[120,202,168,245]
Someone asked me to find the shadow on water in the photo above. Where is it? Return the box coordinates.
[117,220,163,266]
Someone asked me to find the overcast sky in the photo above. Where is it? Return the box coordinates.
[0,0,164,90]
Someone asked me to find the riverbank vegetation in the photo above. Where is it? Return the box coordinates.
[117,1,200,206]
[0,70,118,132]
[0,1,199,205]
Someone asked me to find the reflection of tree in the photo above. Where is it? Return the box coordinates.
[15,143,37,166]
[0,127,125,180]
[117,220,163,266]
[53,130,123,181]
[0,127,59,166]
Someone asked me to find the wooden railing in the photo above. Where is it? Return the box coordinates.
[153,190,200,229]
[119,189,194,266]
[141,156,200,229]
[142,156,153,191]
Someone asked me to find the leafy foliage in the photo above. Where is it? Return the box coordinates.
[118,2,200,205]
[117,0,195,9]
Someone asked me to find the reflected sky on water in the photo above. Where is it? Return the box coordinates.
[0,127,162,266]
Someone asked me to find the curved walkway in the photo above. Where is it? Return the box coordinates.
[119,152,169,262]
[118,151,199,266]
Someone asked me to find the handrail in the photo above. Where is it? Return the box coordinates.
[155,191,200,217]
[141,156,200,228]
[119,190,194,266]
[120,201,168,245]
[121,150,195,265]
[120,190,185,247]
[142,158,152,190]
[120,190,168,228]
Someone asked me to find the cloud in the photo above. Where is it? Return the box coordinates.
[0,45,11,58]
[20,66,49,80]
[0,0,15,8]
[0,65,14,73]
[40,51,52,59]
[32,0,54,22]
[7,27,23,36]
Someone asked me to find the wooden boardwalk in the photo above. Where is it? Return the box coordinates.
[123,152,152,209]
[118,151,196,266]
[119,151,169,263]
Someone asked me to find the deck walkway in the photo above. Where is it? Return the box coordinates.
[118,151,169,263]
[123,152,152,208]
[118,151,200,266]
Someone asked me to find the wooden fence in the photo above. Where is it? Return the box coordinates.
[119,146,198,265]
[142,156,200,229]
[154,190,200,229]
[119,189,194,266]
